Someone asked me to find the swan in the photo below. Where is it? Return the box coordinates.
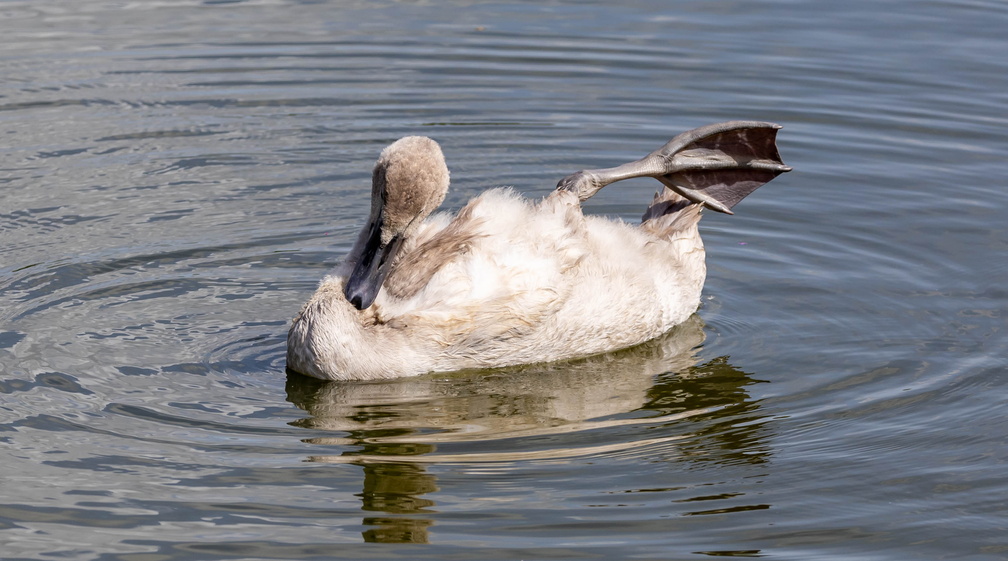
[287,121,790,381]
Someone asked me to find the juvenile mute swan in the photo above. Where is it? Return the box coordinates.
[288,121,790,381]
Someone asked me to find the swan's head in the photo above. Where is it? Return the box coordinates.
[344,136,449,310]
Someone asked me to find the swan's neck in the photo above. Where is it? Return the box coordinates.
[287,277,429,380]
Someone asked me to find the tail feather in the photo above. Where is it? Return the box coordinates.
[641,187,703,239]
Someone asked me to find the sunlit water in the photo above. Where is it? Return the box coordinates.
[2,1,1006,559]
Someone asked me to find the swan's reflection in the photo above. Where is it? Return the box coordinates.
[358,461,436,543]
[285,314,771,543]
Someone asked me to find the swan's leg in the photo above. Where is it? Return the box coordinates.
[555,121,791,214]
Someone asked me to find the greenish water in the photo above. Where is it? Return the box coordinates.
[1,1,1006,559]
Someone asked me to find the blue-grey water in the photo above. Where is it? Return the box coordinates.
[2,1,1006,559]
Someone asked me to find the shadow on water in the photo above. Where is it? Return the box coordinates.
[284,315,771,544]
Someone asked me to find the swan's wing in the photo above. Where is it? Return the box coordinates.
[380,189,586,361]
[383,210,484,301]
[555,121,791,214]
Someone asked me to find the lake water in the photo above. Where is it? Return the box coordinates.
[2,1,1006,559]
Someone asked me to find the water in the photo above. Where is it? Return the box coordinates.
[2,0,1006,559]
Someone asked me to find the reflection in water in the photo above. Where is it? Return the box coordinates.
[285,315,770,543]
[647,356,772,467]
[359,462,437,543]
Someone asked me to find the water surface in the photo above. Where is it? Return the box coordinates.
[2,1,1007,559]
